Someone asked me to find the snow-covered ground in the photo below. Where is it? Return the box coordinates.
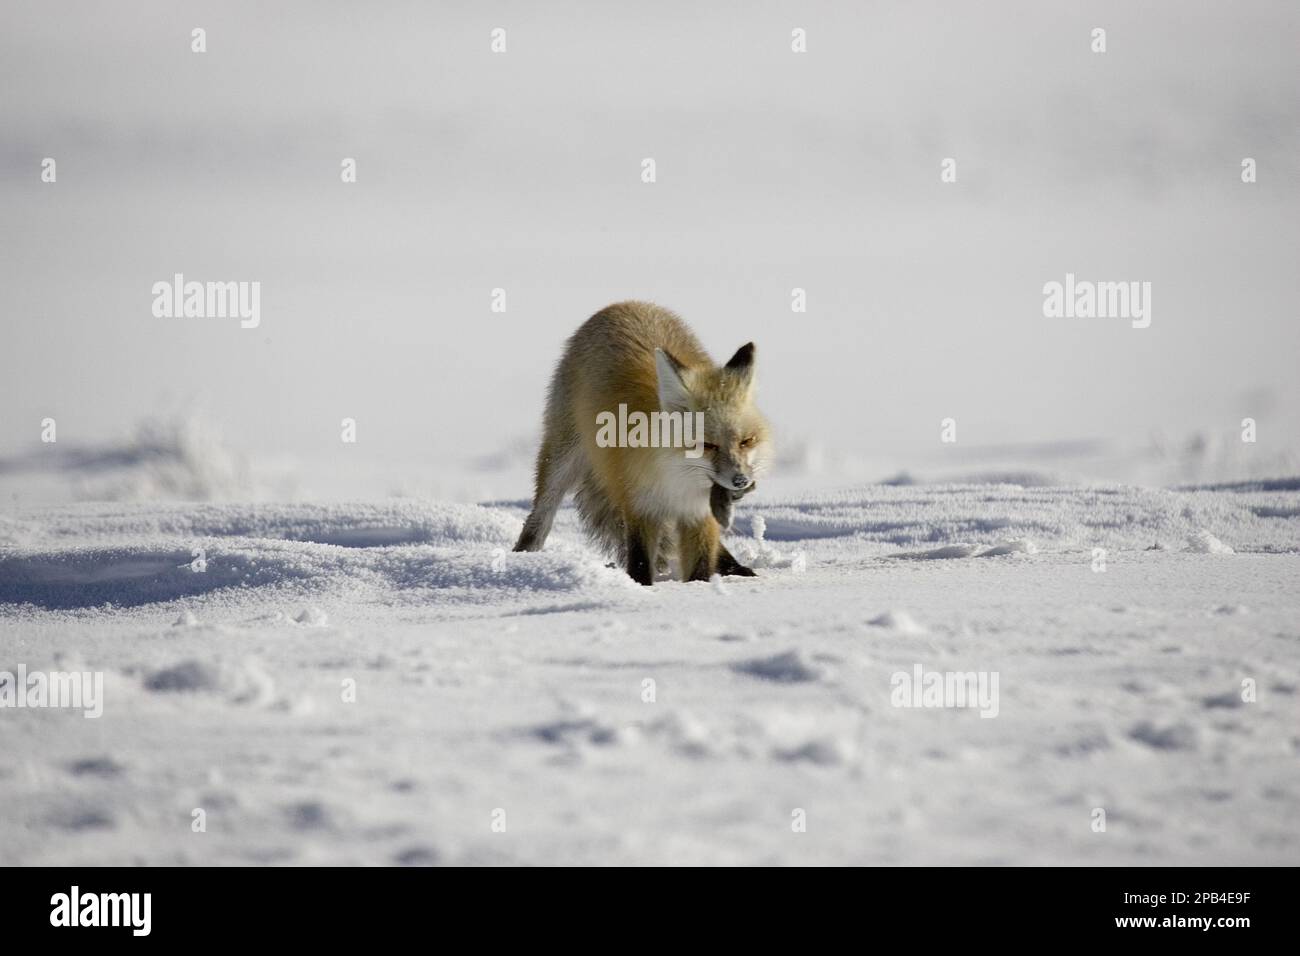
[2,478,1297,865]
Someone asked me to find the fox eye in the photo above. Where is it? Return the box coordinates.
[702,442,718,452]
[739,436,756,448]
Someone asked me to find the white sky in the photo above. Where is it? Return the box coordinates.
[2,0,1297,469]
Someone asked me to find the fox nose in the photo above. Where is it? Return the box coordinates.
[731,474,751,489]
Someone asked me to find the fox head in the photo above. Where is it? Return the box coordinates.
[655,343,773,492]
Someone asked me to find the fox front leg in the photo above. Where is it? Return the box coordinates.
[680,517,722,582]
[625,521,658,586]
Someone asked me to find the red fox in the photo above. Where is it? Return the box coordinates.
[514,301,773,584]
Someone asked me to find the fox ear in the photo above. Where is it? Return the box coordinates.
[725,342,756,388]
[655,348,692,412]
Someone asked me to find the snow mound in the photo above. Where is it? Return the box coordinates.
[896,539,1037,560]
[1211,604,1249,616]
[731,650,825,683]
[521,706,855,766]
[527,715,626,748]
[728,483,1300,554]
[727,512,805,571]
[977,539,1038,557]
[293,606,329,627]
[867,609,926,634]
[0,417,256,502]
[0,501,635,610]
[1,500,523,549]
[143,657,276,706]
[1186,529,1234,554]
[771,736,854,766]
[898,544,982,560]
[1128,720,1200,752]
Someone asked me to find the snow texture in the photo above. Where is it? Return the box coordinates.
[1,483,1298,865]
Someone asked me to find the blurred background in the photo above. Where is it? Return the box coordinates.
[1,0,1297,503]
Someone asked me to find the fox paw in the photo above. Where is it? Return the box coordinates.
[716,548,757,577]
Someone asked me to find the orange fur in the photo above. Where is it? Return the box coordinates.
[514,302,772,584]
